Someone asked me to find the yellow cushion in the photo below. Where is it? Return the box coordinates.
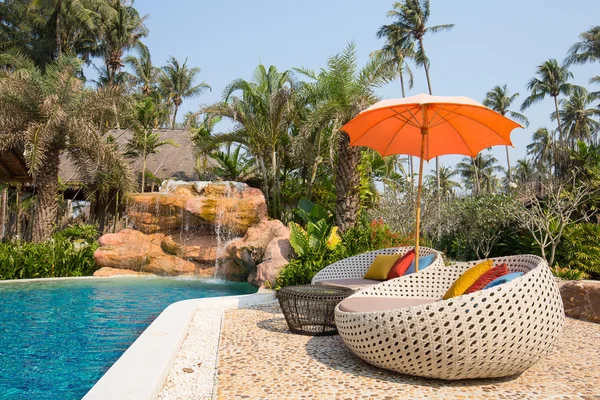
[443,260,493,300]
[364,254,400,280]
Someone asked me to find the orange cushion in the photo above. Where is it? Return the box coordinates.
[386,250,416,280]
[464,263,509,294]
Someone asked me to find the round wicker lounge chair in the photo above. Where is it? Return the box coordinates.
[335,255,565,380]
[311,246,443,289]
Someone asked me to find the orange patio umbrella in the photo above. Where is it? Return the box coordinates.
[341,94,523,271]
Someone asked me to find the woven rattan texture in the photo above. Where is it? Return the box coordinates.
[311,247,443,284]
[278,285,354,336]
[335,255,565,380]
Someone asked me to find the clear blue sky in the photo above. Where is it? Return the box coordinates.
[113,0,600,175]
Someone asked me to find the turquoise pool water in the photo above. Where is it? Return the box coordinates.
[0,277,256,399]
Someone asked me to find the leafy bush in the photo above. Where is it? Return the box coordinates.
[0,224,99,280]
[555,223,600,278]
[276,203,412,288]
[551,265,589,280]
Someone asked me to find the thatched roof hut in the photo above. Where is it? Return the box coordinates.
[58,129,202,185]
[0,148,30,184]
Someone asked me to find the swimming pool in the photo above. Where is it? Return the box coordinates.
[0,277,257,399]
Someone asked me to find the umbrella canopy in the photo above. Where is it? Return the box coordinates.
[341,94,522,270]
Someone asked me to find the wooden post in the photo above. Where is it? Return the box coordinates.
[414,105,429,272]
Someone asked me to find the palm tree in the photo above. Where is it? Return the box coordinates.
[427,165,460,201]
[0,52,132,241]
[98,0,148,86]
[521,59,573,169]
[160,57,210,129]
[553,86,600,147]
[383,0,454,190]
[456,153,503,195]
[296,43,387,232]
[482,85,529,184]
[29,0,112,59]
[513,158,535,187]
[124,43,157,95]
[526,127,554,173]
[209,146,255,182]
[204,64,296,218]
[125,97,175,192]
[565,26,600,66]
[374,22,415,176]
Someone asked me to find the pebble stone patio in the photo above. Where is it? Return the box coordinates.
[217,302,600,400]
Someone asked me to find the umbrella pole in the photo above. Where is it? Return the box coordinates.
[415,126,427,272]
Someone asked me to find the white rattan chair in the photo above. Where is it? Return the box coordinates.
[311,246,443,288]
[334,255,565,380]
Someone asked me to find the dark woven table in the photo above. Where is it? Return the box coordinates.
[277,285,354,336]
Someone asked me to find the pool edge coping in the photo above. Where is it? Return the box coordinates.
[82,290,275,400]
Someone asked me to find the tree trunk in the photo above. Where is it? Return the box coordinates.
[335,132,361,232]
[171,105,179,130]
[32,148,61,242]
[141,136,147,193]
[419,38,439,191]
[553,95,563,175]
[0,187,6,240]
[271,147,278,219]
[505,145,512,184]
[55,2,62,58]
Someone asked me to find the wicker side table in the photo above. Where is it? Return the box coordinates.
[277,285,354,336]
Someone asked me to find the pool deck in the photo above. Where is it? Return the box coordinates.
[216,302,600,400]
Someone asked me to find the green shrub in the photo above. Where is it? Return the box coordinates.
[0,224,99,280]
[555,223,600,278]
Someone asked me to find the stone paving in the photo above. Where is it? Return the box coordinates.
[217,302,600,400]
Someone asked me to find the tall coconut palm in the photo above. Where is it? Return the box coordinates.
[526,127,554,174]
[521,59,573,170]
[0,52,132,241]
[296,43,387,232]
[29,0,112,59]
[456,153,503,195]
[383,0,454,190]
[565,26,600,67]
[427,165,460,201]
[482,84,529,184]
[97,0,147,86]
[124,42,157,95]
[203,64,295,218]
[374,22,415,176]
[160,56,210,129]
[553,86,600,147]
[513,158,536,186]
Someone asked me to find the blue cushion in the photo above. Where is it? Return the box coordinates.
[405,254,436,275]
[483,272,524,289]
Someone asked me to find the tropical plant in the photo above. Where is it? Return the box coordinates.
[526,127,554,173]
[97,0,148,86]
[382,0,454,189]
[296,42,388,232]
[209,146,255,182]
[0,52,132,241]
[426,165,460,201]
[160,56,210,129]
[125,97,175,192]
[553,86,600,147]
[455,152,503,195]
[551,265,589,281]
[482,85,529,183]
[555,222,600,278]
[374,20,415,97]
[124,42,157,95]
[513,158,536,187]
[565,26,600,67]
[0,224,99,279]
[521,59,573,169]
[204,64,295,218]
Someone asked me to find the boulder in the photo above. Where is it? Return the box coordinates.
[227,219,293,287]
[126,181,267,234]
[93,267,154,277]
[94,229,196,276]
[160,234,219,265]
[560,280,600,323]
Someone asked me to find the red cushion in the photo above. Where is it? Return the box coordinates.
[386,250,416,280]
[464,263,509,294]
